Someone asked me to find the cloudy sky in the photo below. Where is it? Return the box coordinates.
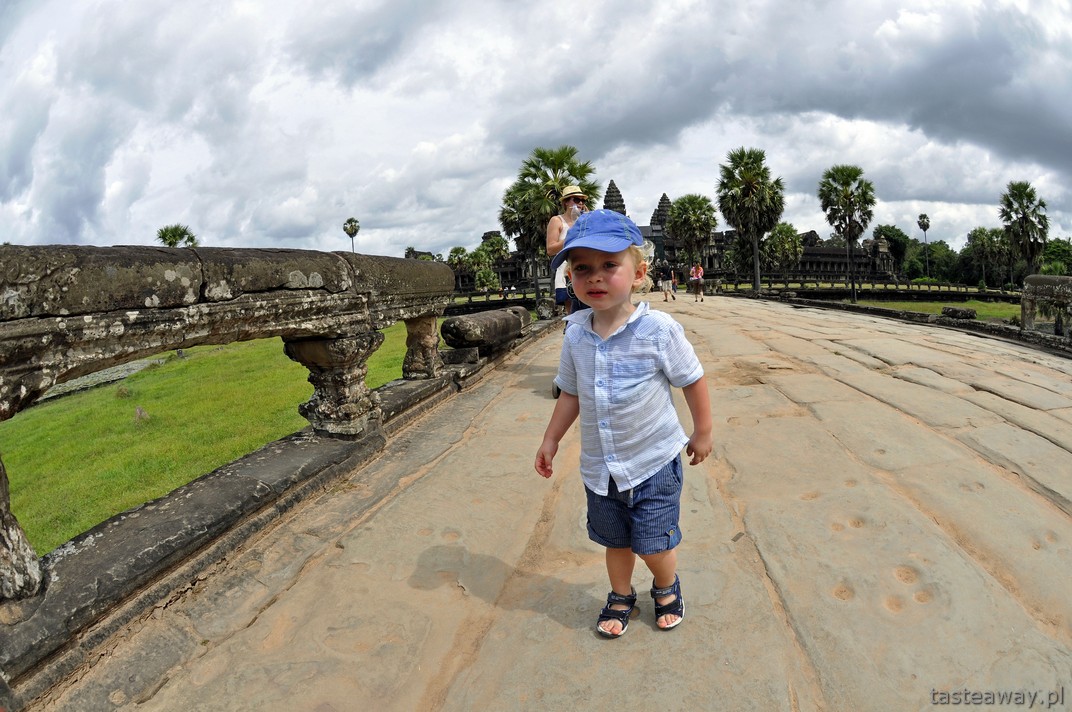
[2,0,1070,257]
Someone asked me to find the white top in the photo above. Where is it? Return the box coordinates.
[554,301,705,495]
[553,218,569,290]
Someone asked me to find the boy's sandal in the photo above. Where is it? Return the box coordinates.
[651,574,684,630]
[596,588,637,638]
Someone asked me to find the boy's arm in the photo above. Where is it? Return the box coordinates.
[535,391,579,478]
[682,376,713,465]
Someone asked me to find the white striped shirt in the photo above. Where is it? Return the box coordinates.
[555,301,704,495]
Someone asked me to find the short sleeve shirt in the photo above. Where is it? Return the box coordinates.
[554,301,705,495]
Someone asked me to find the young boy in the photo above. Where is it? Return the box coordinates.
[534,210,713,637]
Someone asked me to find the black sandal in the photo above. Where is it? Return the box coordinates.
[596,588,637,638]
[651,574,684,630]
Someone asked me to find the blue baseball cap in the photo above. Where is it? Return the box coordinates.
[550,209,644,271]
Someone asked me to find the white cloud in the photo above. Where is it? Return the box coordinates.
[0,0,1069,257]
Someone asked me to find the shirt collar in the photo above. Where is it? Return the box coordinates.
[564,300,650,337]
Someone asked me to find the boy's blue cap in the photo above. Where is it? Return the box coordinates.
[550,209,644,271]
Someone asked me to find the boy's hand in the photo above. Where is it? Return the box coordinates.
[686,430,713,465]
[535,440,558,478]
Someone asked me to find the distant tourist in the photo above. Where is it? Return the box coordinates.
[660,262,675,302]
[689,262,704,302]
[535,210,712,637]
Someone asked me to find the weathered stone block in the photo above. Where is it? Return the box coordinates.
[440,309,525,354]
[0,245,202,319]
[941,306,977,320]
[536,298,556,320]
[199,248,352,301]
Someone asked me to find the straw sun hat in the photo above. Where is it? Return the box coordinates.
[560,185,587,203]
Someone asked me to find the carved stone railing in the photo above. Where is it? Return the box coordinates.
[0,245,454,601]
[1021,274,1072,337]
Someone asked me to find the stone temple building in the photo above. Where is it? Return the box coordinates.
[450,182,895,292]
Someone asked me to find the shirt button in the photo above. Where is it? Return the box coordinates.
[596,379,605,387]
[607,454,616,462]
[599,420,608,427]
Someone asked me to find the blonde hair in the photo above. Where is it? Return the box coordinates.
[627,246,653,294]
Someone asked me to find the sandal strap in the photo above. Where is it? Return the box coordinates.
[651,575,683,617]
[650,574,680,599]
[606,589,637,606]
[597,606,632,624]
[654,596,684,617]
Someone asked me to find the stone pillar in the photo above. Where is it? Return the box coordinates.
[1021,295,1036,332]
[1,456,42,601]
[402,315,443,379]
[283,333,385,438]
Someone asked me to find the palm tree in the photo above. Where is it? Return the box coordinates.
[479,233,510,265]
[999,180,1049,277]
[467,245,501,299]
[517,145,600,221]
[343,218,360,253]
[500,146,600,297]
[716,147,785,291]
[768,222,803,287]
[156,224,199,248]
[966,227,1001,289]
[499,182,546,295]
[817,165,876,303]
[665,194,717,266]
[447,246,468,272]
[917,214,931,278]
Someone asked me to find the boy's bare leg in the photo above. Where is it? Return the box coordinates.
[639,548,681,629]
[600,547,637,635]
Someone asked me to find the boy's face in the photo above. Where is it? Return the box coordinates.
[567,247,647,309]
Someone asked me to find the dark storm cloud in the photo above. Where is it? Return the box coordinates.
[60,2,264,132]
[0,77,51,201]
[487,1,1070,214]
[33,103,134,242]
[284,0,450,87]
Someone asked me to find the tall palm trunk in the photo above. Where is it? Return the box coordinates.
[846,240,857,303]
[752,235,761,291]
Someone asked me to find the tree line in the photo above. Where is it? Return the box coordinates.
[150,148,1062,302]
[489,146,1060,302]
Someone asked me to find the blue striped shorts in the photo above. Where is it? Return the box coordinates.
[584,455,683,555]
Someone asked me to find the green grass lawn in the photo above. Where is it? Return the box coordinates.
[852,299,1021,321]
[0,322,409,555]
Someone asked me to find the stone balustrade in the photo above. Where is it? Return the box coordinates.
[0,245,454,601]
[1021,274,1072,336]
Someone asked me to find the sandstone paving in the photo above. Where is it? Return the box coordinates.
[743,478,1072,712]
[810,340,889,370]
[967,375,1072,412]
[808,399,970,472]
[31,296,1072,712]
[958,423,1072,517]
[762,373,867,405]
[755,332,840,359]
[992,362,1072,397]
[827,369,1003,430]
[885,459,1072,641]
[890,365,976,395]
[837,337,964,368]
[961,390,1072,452]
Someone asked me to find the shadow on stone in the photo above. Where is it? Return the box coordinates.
[408,545,603,632]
